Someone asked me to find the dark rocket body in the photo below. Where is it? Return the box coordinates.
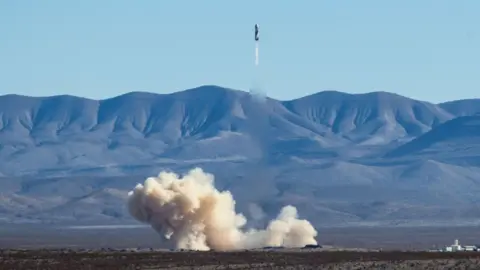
[255,24,259,41]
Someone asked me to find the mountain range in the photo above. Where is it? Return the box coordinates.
[2,85,480,227]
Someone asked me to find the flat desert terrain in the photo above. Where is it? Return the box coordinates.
[1,224,479,250]
[2,224,480,269]
[2,249,480,269]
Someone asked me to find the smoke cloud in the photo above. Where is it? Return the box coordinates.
[127,167,318,251]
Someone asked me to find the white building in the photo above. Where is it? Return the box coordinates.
[464,245,476,251]
[443,239,462,252]
[440,239,480,252]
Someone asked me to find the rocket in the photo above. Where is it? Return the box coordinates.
[254,24,259,66]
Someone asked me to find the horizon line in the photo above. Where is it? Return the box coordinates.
[0,84,478,104]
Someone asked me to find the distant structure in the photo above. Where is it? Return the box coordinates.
[441,239,478,252]
[444,239,462,252]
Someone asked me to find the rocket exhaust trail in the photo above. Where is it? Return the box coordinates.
[250,24,265,102]
[255,41,259,66]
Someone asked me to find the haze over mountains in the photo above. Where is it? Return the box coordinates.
[2,85,480,227]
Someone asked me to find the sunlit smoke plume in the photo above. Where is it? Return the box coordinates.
[127,168,318,251]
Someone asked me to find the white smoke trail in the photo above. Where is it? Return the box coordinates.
[255,41,259,66]
[127,167,318,251]
[249,41,265,102]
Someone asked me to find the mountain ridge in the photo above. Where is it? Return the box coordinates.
[4,84,474,103]
[2,85,480,226]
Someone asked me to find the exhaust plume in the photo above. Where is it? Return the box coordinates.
[255,41,259,66]
[127,167,318,251]
[249,42,266,103]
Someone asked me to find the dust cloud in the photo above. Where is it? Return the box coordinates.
[127,167,318,251]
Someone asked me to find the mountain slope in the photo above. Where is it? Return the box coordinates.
[4,159,480,226]
[282,91,453,145]
[0,86,464,177]
[385,115,480,161]
[439,99,480,116]
[2,86,480,226]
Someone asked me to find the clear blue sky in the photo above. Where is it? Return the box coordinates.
[1,0,479,103]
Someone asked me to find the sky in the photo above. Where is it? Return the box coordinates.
[1,0,479,103]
